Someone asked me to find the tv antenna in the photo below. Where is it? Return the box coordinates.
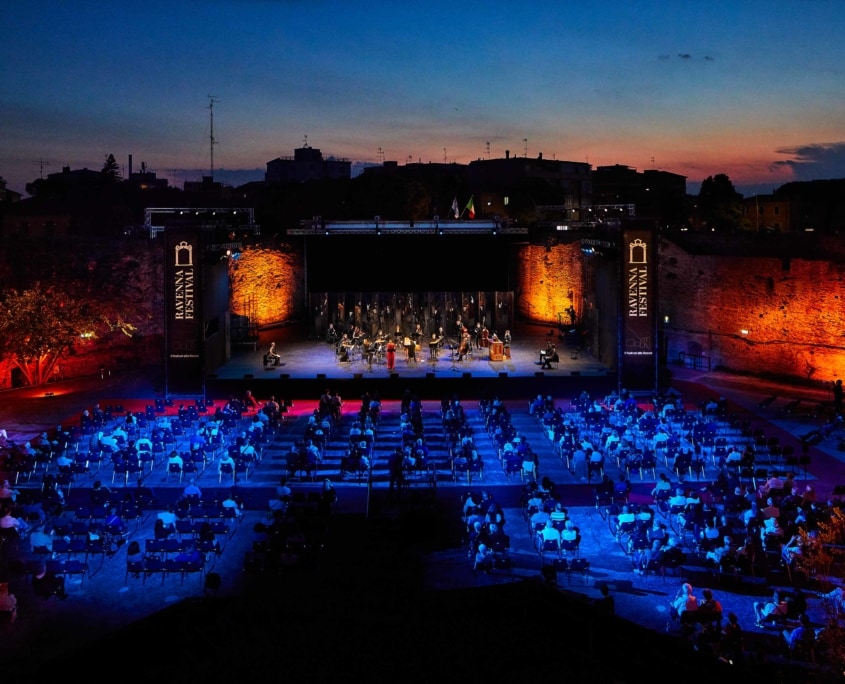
[377,146,385,163]
[207,95,220,180]
[485,141,490,159]
[302,134,309,148]
[523,138,528,158]
[443,147,447,163]
[32,158,51,179]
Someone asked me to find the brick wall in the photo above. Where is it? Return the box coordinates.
[659,239,845,382]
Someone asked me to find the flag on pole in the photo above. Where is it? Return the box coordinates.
[451,196,459,219]
[464,195,475,219]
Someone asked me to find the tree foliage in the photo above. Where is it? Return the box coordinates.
[102,153,121,182]
[0,281,102,385]
[697,174,743,232]
[793,507,845,672]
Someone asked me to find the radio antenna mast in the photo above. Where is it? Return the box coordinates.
[207,95,219,180]
[32,158,51,179]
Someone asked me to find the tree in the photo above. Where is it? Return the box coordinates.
[792,507,845,671]
[697,174,743,233]
[102,153,121,182]
[0,282,101,386]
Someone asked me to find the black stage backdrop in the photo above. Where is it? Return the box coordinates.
[305,235,516,292]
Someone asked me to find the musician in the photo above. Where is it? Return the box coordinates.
[480,325,490,349]
[429,333,444,360]
[405,336,417,363]
[457,330,471,361]
[326,324,338,346]
[541,344,559,369]
[362,339,374,366]
[503,329,512,358]
[539,338,555,365]
[411,324,424,342]
[386,337,396,371]
[337,334,352,362]
[266,342,281,366]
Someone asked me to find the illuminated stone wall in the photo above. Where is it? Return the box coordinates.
[659,239,845,382]
[229,246,303,327]
[514,243,584,324]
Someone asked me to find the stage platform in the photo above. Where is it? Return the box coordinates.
[206,322,616,400]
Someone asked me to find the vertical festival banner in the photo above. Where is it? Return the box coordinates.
[620,225,657,391]
[164,227,205,395]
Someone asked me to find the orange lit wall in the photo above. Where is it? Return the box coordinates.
[229,246,304,327]
[659,239,845,383]
[514,243,584,324]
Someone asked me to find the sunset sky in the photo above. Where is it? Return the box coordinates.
[2,0,844,196]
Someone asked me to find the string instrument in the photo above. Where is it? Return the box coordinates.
[480,327,490,348]
[429,335,444,349]
[458,333,470,355]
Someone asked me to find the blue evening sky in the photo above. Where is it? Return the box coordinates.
[2,0,844,196]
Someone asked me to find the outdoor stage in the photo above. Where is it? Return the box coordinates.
[204,322,616,401]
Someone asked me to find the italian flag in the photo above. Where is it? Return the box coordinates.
[464,195,475,219]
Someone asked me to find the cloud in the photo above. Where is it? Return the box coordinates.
[772,142,845,181]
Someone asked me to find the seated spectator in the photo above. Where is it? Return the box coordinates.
[671,582,698,621]
[721,612,744,664]
[698,588,723,626]
[820,584,845,615]
[0,582,17,622]
[221,491,242,517]
[32,563,67,600]
[651,473,672,501]
[761,497,780,520]
[126,539,144,564]
[473,543,493,574]
[29,524,54,553]
[0,506,28,536]
[0,480,19,503]
[182,479,203,502]
[706,536,736,567]
[754,589,788,626]
[782,613,815,656]
[167,450,184,471]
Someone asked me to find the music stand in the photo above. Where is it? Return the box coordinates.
[448,344,461,373]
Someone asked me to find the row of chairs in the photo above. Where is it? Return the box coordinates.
[126,556,205,586]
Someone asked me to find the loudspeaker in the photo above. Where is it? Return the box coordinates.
[389,372,399,379]
[462,372,471,379]
[243,374,254,379]
[316,373,326,379]
[353,373,363,379]
[498,372,508,378]
[535,371,544,377]
[570,371,581,376]
[279,373,289,379]
[426,372,435,378]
